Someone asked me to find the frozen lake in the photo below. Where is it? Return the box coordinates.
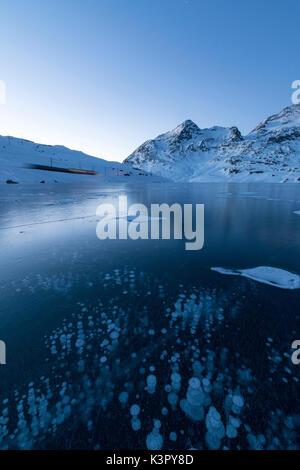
[0,182,299,449]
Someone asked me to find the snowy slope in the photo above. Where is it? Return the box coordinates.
[0,135,161,184]
[124,104,300,182]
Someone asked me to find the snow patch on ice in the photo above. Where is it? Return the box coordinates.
[211,266,300,290]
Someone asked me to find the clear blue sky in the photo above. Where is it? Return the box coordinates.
[0,0,299,161]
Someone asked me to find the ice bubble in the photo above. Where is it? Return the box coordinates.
[153,419,161,429]
[169,432,177,442]
[202,378,211,393]
[60,334,67,346]
[167,392,178,409]
[232,395,244,407]
[87,420,93,431]
[75,338,85,348]
[131,417,141,431]
[205,407,225,440]
[146,428,163,450]
[180,399,204,422]
[205,431,221,450]
[110,331,119,340]
[118,392,129,405]
[171,373,181,392]
[232,394,244,413]
[189,377,201,389]
[171,373,181,384]
[187,387,204,407]
[229,416,240,428]
[146,375,157,394]
[130,404,140,417]
[247,433,263,450]
[192,360,204,377]
[226,424,238,439]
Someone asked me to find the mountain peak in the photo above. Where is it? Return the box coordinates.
[250,103,300,134]
[182,119,198,127]
[226,126,243,142]
[170,119,201,140]
[173,119,199,131]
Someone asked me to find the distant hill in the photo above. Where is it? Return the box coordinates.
[0,135,161,183]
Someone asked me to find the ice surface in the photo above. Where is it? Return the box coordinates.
[211,266,300,290]
[59,199,78,205]
[112,215,163,223]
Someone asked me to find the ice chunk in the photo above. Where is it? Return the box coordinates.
[211,266,300,290]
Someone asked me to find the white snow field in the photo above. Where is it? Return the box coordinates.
[0,134,163,184]
[211,266,300,289]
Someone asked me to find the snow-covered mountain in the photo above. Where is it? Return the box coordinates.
[124,104,300,182]
[0,135,161,184]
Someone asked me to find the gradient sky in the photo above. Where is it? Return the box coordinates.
[0,0,299,162]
